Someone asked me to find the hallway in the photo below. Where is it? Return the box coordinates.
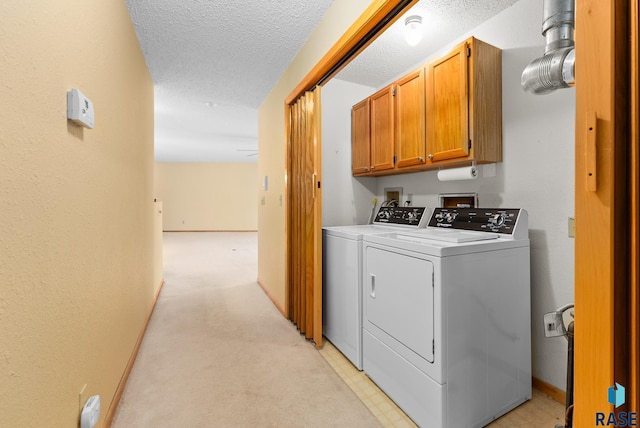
[111,232,380,427]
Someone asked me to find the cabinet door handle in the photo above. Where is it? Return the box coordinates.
[312,173,317,198]
[428,154,434,160]
[370,165,375,170]
[364,167,369,172]
[418,156,424,162]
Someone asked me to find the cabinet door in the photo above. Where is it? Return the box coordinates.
[370,86,395,172]
[351,99,371,175]
[395,68,426,168]
[426,41,470,162]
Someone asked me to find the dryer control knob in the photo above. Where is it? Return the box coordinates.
[488,213,505,227]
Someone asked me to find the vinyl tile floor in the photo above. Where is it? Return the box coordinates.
[319,341,566,428]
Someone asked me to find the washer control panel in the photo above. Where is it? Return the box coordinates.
[373,206,429,228]
[429,208,523,235]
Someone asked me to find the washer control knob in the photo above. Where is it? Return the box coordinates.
[488,213,505,227]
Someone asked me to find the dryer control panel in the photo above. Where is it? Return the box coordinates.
[373,206,429,228]
[429,208,526,236]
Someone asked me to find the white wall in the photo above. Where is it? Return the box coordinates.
[322,79,378,226]
[322,0,575,391]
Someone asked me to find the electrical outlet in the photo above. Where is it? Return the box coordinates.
[568,217,575,238]
[543,312,566,338]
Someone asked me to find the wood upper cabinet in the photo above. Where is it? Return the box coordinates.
[426,37,502,165]
[351,98,370,175]
[395,68,426,168]
[351,36,501,177]
[369,85,395,172]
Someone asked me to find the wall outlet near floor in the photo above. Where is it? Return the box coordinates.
[80,395,101,428]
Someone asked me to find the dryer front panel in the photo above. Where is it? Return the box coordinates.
[364,246,435,364]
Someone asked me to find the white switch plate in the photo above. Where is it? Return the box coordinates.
[67,88,95,129]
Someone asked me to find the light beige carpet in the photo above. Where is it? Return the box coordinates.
[112,232,381,428]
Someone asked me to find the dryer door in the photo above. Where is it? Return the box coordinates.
[365,246,435,363]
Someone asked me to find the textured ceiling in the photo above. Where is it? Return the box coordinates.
[126,0,522,162]
[126,0,336,162]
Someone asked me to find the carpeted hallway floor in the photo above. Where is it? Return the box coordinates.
[111,232,382,428]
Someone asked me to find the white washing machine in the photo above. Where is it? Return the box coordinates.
[322,206,430,369]
[362,208,531,428]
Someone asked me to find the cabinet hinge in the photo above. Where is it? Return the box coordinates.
[432,340,435,355]
[468,139,472,150]
[392,88,396,96]
[467,47,471,57]
[393,155,396,164]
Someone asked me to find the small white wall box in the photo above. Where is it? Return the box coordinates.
[80,394,100,428]
[67,88,94,129]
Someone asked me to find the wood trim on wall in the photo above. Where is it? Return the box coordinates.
[630,0,639,412]
[574,0,632,424]
[533,377,566,406]
[162,230,258,233]
[284,0,419,106]
[104,280,165,427]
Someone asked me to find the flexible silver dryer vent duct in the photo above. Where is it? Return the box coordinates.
[521,0,575,95]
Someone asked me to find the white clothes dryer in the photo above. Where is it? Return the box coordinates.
[362,208,531,428]
[322,206,430,369]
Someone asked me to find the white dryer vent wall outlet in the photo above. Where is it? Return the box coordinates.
[80,394,100,428]
[67,88,95,129]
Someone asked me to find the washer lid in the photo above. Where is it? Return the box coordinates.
[414,229,499,243]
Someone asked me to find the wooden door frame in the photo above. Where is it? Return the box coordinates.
[284,0,419,318]
[630,0,639,412]
[284,0,636,421]
[574,0,636,423]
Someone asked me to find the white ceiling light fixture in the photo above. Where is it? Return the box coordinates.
[404,15,423,47]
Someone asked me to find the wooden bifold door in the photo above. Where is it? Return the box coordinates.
[286,88,323,347]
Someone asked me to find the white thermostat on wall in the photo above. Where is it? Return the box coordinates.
[67,88,94,129]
